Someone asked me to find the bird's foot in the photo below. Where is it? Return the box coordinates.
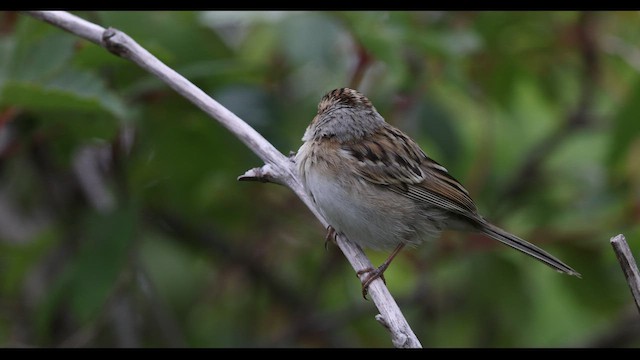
[324,225,337,251]
[356,266,388,300]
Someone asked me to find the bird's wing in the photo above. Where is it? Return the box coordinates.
[341,124,478,217]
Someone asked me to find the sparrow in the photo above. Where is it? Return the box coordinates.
[295,88,580,298]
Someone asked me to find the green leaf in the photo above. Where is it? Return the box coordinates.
[68,206,136,322]
[37,205,136,337]
[0,69,129,120]
[10,34,77,82]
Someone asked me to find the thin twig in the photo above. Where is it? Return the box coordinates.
[23,11,421,348]
[610,234,640,314]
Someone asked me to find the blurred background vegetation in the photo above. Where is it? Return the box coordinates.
[0,10,639,348]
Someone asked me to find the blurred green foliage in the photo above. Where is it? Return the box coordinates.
[0,11,639,348]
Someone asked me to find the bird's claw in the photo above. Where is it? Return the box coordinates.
[324,225,337,251]
[356,267,387,300]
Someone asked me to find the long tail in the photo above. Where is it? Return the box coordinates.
[478,220,581,278]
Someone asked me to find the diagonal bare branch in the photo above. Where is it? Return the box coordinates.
[23,10,421,348]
